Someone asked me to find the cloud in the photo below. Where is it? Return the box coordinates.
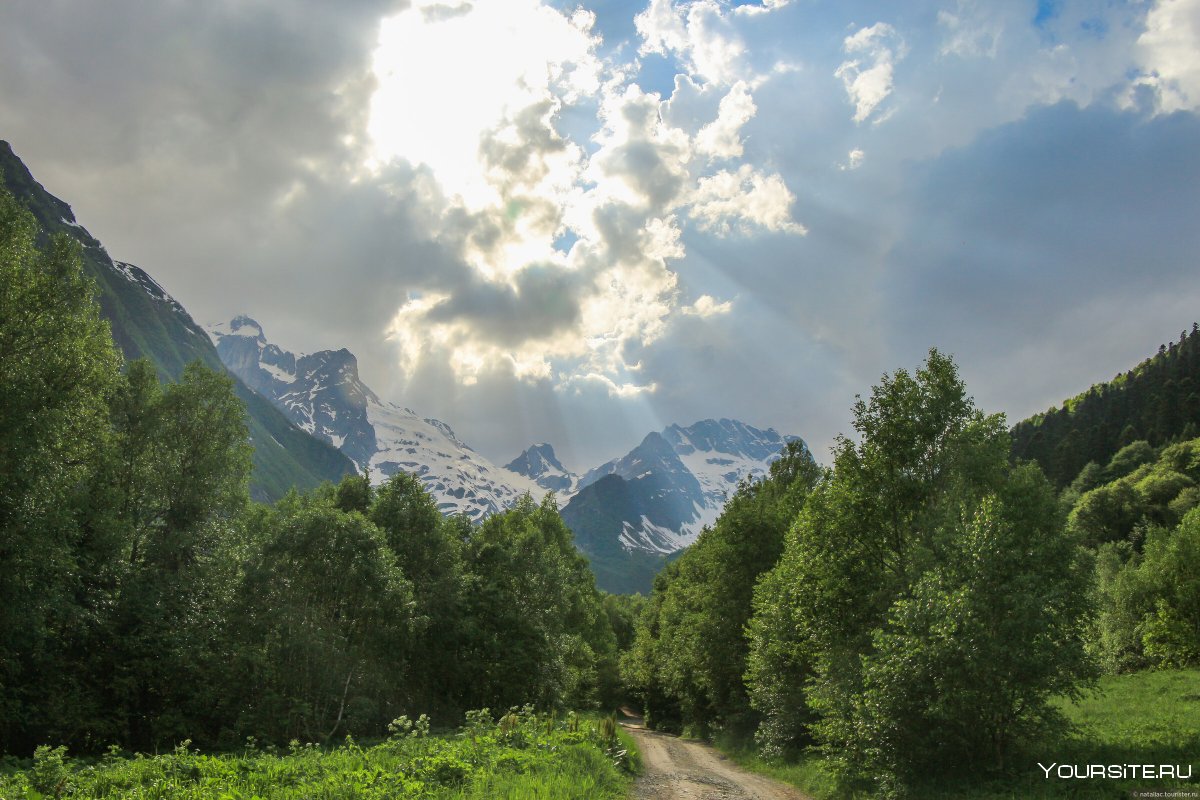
[366,2,804,399]
[635,0,773,86]
[835,22,906,124]
[682,294,733,316]
[3,0,1196,472]
[695,81,757,159]
[839,148,866,170]
[937,1,1004,58]
[367,0,601,206]
[881,102,1200,420]
[734,0,792,17]
[689,164,804,236]
[1134,0,1200,112]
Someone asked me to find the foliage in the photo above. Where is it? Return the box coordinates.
[457,495,621,713]
[0,185,122,753]
[1092,509,1200,671]
[0,176,626,758]
[714,669,1200,800]
[747,350,1093,795]
[1011,323,1200,488]
[369,472,468,718]
[625,441,821,737]
[0,709,636,799]
[1066,437,1200,548]
[224,495,414,744]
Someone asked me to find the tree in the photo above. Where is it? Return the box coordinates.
[747,350,1093,792]
[625,441,821,737]
[370,472,466,716]
[98,359,253,748]
[840,465,1090,785]
[1095,509,1200,671]
[0,185,121,752]
[458,494,618,711]
[228,496,413,743]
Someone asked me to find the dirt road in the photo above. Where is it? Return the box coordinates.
[621,717,811,800]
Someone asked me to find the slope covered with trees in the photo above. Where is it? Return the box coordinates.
[1012,324,1200,487]
[626,351,1099,797]
[0,184,621,756]
[0,142,355,501]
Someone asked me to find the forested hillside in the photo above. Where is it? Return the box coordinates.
[0,184,621,758]
[0,142,356,500]
[624,348,1200,798]
[1012,324,1200,487]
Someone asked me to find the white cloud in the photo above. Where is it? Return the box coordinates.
[367,0,601,207]
[1135,0,1200,112]
[937,1,1004,58]
[689,164,805,236]
[694,80,757,160]
[839,148,865,170]
[835,22,906,124]
[734,0,792,17]
[635,0,748,86]
[683,294,734,316]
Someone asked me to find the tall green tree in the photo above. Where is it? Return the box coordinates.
[624,441,820,736]
[227,495,413,743]
[370,472,467,717]
[459,494,618,712]
[0,185,121,752]
[747,351,1093,793]
[99,359,253,748]
[1093,508,1200,672]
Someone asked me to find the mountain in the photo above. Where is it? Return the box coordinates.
[0,140,356,501]
[209,314,798,592]
[1011,324,1200,488]
[562,419,801,593]
[504,443,577,494]
[210,317,544,521]
[574,419,800,549]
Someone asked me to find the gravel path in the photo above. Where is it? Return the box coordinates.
[622,716,812,800]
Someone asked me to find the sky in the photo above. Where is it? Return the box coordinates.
[2,0,1199,471]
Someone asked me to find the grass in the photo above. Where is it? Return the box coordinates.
[713,669,1200,799]
[0,708,639,800]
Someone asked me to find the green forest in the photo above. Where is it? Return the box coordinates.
[3,175,1199,800]
[622,347,1200,796]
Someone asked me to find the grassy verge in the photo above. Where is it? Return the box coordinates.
[0,708,640,800]
[712,669,1200,799]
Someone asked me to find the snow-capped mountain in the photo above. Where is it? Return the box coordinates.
[209,315,801,592]
[209,317,543,521]
[504,443,577,494]
[570,418,801,553]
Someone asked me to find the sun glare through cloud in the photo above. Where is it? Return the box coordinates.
[2,0,1198,470]
[365,0,804,396]
[367,0,599,208]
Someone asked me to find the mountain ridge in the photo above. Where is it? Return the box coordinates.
[209,314,802,592]
[210,316,546,521]
[0,141,357,501]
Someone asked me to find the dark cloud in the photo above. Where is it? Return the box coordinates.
[423,263,587,346]
[882,101,1200,420]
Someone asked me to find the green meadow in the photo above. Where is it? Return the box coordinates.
[716,668,1200,799]
[0,709,639,800]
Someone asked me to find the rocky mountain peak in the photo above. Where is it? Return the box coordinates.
[505,442,576,494]
[208,316,543,521]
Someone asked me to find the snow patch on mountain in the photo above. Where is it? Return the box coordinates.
[504,443,577,494]
[565,418,801,555]
[112,260,187,315]
[209,317,542,522]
